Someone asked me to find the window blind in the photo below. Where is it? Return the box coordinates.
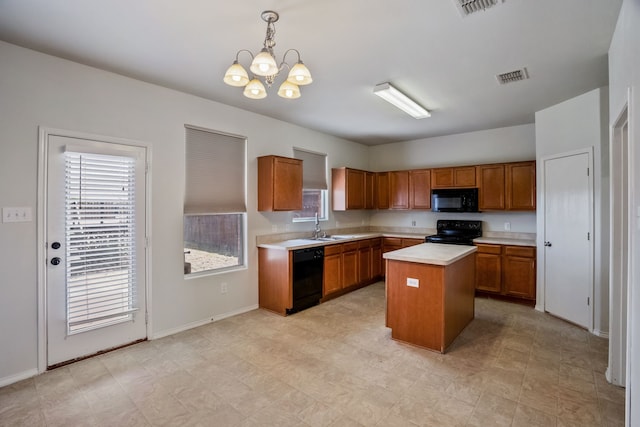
[65,151,138,333]
[293,148,328,190]
[184,126,246,214]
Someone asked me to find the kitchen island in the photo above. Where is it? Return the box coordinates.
[383,243,477,353]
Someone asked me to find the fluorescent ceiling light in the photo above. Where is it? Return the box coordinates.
[373,82,431,119]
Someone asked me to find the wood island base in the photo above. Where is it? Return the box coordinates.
[385,252,476,353]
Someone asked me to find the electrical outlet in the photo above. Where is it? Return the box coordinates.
[221,283,228,294]
[411,220,417,227]
[504,222,511,231]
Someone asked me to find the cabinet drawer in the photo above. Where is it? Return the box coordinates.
[401,238,423,248]
[476,244,502,255]
[505,246,535,258]
[370,238,382,247]
[324,244,342,256]
[358,240,371,249]
[383,237,402,247]
[343,242,358,252]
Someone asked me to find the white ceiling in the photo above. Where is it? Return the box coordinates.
[0,0,623,145]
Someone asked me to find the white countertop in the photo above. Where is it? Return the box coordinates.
[383,243,477,266]
[257,232,536,251]
[257,233,385,250]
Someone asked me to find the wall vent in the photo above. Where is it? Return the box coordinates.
[496,68,529,84]
[454,0,501,16]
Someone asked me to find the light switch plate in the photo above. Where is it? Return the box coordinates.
[2,207,32,223]
[407,278,419,288]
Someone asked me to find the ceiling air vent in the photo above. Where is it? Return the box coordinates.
[496,68,529,84]
[454,0,500,16]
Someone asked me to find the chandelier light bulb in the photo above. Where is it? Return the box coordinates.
[287,62,313,85]
[250,49,278,77]
[277,81,301,99]
[244,79,267,99]
[223,61,250,87]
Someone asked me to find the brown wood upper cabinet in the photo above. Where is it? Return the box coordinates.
[389,171,410,209]
[332,167,366,210]
[506,161,536,210]
[376,172,390,209]
[258,155,303,211]
[478,161,536,211]
[409,169,431,209]
[431,166,476,188]
[365,172,376,209]
[477,164,506,210]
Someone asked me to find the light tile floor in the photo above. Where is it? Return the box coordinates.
[0,282,626,426]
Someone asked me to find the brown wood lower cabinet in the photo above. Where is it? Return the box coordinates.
[371,238,382,279]
[323,239,384,298]
[503,246,536,299]
[342,242,359,289]
[323,244,342,296]
[475,243,536,303]
[259,236,415,314]
[475,244,502,293]
[382,237,423,276]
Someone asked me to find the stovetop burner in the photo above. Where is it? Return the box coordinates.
[425,220,482,246]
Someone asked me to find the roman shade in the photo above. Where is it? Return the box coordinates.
[293,148,327,190]
[184,126,246,214]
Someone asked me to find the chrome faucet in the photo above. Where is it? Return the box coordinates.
[313,212,322,239]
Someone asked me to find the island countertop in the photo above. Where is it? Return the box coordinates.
[383,243,477,266]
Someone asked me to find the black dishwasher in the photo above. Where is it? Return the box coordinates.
[288,247,324,314]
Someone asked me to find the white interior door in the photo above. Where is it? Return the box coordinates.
[46,133,147,367]
[609,109,629,387]
[543,151,592,328]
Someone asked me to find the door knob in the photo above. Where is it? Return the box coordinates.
[544,241,552,247]
[50,257,61,266]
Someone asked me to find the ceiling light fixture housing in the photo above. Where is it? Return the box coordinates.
[223,10,312,100]
[373,83,431,119]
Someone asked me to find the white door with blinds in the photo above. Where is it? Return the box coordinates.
[46,134,147,367]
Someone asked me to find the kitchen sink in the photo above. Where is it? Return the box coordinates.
[309,235,348,241]
[309,235,355,242]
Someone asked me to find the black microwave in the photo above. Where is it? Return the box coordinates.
[431,188,479,212]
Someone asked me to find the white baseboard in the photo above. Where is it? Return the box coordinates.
[0,368,39,388]
[150,304,259,340]
[592,329,609,339]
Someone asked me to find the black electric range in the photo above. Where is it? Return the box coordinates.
[425,220,482,246]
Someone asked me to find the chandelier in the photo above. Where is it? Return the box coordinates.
[223,10,313,100]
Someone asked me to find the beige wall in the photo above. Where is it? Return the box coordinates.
[535,87,610,336]
[0,41,370,384]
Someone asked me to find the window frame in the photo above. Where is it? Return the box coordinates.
[292,189,329,223]
[183,126,247,277]
[291,148,328,223]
